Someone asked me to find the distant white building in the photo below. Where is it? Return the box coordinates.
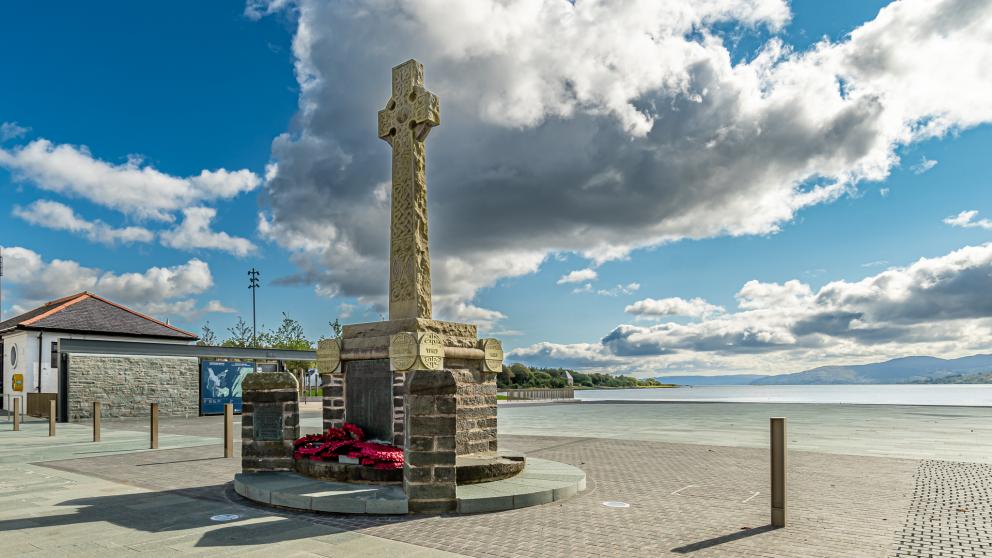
[564,370,574,386]
[0,292,197,414]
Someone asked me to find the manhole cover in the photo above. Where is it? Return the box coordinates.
[602,501,630,508]
[210,514,241,522]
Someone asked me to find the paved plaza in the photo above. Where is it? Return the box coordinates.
[0,403,990,557]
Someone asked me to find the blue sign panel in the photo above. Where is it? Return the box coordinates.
[200,361,253,415]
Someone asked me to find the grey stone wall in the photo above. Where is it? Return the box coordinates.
[66,354,198,420]
[455,369,498,455]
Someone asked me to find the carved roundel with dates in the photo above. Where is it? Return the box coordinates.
[389,332,419,371]
[419,332,444,370]
[316,338,341,374]
[481,338,504,373]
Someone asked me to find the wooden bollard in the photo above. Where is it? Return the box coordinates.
[150,402,159,449]
[224,403,234,458]
[49,399,56,436]
[12,397,20,431]
[93,401,101,442]
[770,417,787,527]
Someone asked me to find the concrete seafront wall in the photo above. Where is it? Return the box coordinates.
[455,369,498,455]
[66,354,199,420]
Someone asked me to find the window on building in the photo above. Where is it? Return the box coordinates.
[51,341,59,369]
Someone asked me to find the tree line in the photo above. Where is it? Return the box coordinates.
[497,363,666,389]
[197,315,342,370]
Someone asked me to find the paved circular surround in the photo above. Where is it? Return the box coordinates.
[233,457,585,515]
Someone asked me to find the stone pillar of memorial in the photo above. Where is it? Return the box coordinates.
[403,367,459,513]
[241,371,300,472]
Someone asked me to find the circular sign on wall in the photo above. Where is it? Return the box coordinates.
[316,338,341,374]
[419,332,444,370]
[481,338,504,373]
[9,344,17,368]
[389,332,419,371]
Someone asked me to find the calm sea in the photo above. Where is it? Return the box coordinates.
[573,384,992,406]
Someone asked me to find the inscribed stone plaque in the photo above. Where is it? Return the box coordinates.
[345,359,393,441]
[253,406,284,442]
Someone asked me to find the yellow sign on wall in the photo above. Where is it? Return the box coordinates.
[12,374,24,392]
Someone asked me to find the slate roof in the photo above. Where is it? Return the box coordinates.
[0,292,197,340]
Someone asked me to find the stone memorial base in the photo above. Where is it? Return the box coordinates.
[291,451,527,486]
[234,457,585,515]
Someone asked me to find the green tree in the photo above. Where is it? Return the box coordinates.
[269,313,315,372]
[197,322,217,346]
[223,317,255,348]
[497,365,512,388]
[510,363,532,387]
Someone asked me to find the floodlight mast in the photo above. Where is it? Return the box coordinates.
[248,268,261,348]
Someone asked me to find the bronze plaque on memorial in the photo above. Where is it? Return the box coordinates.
[253,406,284,442]
[344,358,393,441]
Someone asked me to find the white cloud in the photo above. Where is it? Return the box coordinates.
[557,268,597,284]
[626,297,725,319]
[337,303,355,320]
[253,0,992,323]
[0,246,215,320]
[508,341,626,369]
[0,122,29,141]
[13,200,154,245]
[580,242,992,374]
[910,157,938,174]
[160,207,256,257]
[861,259,889,268]
[0,139,259,221]
[204,299,238,314]
[505,242,992,376]
[596,282,641,297]
[244,0,293,20]
[944,210,992,230]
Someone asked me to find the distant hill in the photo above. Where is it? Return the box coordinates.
[751,354,992,385]
[656,374,769,386]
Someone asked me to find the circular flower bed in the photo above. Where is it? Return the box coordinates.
[293,423,404,470]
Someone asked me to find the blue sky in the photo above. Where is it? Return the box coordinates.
[2,1,990,377]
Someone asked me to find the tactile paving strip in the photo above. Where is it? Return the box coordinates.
[892,460,992,557]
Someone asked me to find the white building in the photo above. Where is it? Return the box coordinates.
[0,292,197,415]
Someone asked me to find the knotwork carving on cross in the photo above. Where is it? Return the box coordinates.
[378,59,440,321]
[378,60,440,145]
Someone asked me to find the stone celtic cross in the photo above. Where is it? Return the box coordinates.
[378,60,440,320]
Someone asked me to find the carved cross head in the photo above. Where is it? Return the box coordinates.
[378,59,440,145]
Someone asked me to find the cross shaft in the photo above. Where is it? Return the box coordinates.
[378,59,440,320]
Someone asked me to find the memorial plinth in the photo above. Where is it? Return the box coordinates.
[241,372,300,472]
